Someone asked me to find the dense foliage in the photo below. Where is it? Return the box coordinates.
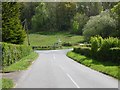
[83,11,117,41]
[16,2,119,40]
[71,13,89,34]
[111,2,120,37]
[73,47,91,57]
[73,36,120,63]
[56,2,76,31]
[2,2,26,44]
[20,2,39,30]
[32,2,76,32]
[32,3,51,32]
[1,42,33,67]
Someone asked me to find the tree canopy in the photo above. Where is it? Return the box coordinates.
[2,2,26,44]
[2,2,120,44]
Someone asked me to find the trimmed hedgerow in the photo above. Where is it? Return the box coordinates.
[100,37,120,51]
[73,36,120,64]
[97,47,120,63]
[73,47,91,57]
[1,42,33,67]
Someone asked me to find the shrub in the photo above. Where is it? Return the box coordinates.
[83,11,117,41]
[62,42,72,46]
[90,36,103,57]
[109,48,120,63]
[90,37,99,52]
[100,37,120,51]
[73,47,91,57]
[97,47,120,63]
[1,42,33,67]
[74,36,120,63]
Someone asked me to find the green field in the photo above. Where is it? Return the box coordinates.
[24,32,84,47]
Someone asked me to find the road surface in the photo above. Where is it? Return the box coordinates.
[15,49,118,88]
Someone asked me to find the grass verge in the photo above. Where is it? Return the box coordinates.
[0,78,14,89]
[67,51,119,79]
[3,52,38,72]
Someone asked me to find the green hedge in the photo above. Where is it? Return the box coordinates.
[73,47,91,57]
[73,36,120,64]
[1,42,33,67]
[62,42,72,46]
[73,47,120,64]
[97,47,120,63]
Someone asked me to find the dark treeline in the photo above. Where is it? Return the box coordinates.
[2,2,120,44]
[21,2,120,39]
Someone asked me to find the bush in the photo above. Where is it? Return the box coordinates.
[97,47,120,63]
[74,36,120,63]
[90,36,103,57]
[83,11,117,41]
[73,47,91,57]
[90,37,99,52]
[62,42,72,46]
[90,36,120,62]
[1,42,33,67]
[109,48,120,63]
[100,37,120,51]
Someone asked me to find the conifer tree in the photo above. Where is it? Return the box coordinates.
[2,2,26,44]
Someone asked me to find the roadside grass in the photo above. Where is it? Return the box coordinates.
[67,51,119,79]
[0,78,14,89]
[3,52,38,72]
[24,31,84,47]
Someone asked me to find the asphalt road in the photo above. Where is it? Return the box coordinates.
[15,49,118,88]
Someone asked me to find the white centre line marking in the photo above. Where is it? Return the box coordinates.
[67,73,80,88]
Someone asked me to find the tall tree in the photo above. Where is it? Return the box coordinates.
[56,2,76,31]
[111,2,120,38]
[20,2,39,30]
[0,2,1,65]
[32,3,50,32]
[77,2,103,16]
[2,2,26,44]
[102,2,117,10]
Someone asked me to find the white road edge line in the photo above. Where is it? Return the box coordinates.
[14,83,18,88]
[66,73,80,88]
